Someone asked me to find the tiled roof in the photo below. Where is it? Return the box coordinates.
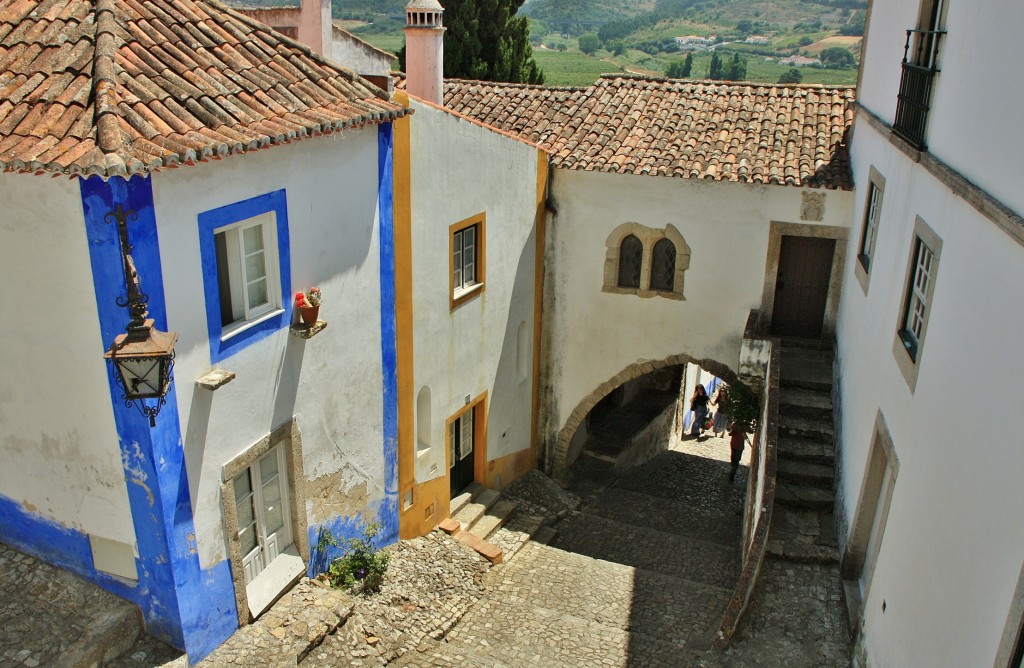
[0,0,408,178]
[443,75,855,189]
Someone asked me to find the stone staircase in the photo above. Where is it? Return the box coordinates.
[440,482,552,566]
[767,342,840,564]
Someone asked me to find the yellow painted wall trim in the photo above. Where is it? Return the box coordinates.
[392,91,419,539]
[530,151,551,468]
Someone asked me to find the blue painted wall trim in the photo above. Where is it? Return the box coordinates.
[197,190,292,363]
[377,123,399,547]
[80,175,238,661]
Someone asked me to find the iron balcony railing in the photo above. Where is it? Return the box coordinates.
[893,28,945,149]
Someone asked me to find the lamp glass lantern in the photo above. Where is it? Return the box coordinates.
[103,205,179,427]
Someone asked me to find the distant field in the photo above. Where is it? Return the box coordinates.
[804,35,863,54]
[533,50,622,87]
[356,31,405,55]
[661,52,857,86]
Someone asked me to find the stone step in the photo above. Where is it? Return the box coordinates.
[766,538,840,565]
[776,459,835,489]
[494,542,731,647]
[487,512,545,563]
[390,638,518,667]
[449,481,485,517]
[779,348,833,392]
[531,526,557,545]
[766,507,839,565]
[64,604,143,668]
[440,551,718,666]
[468,499,518,539]
[776,482,835,513]
[777,435,836,466]
[779,338,834,352]
[779,414,834,442]
[550,511,740,589]
[583,486,741,547]
[779,386,833,421]
[452,530,503,565]
[451,488,500,529]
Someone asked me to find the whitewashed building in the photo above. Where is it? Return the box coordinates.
[0,0,406,660]
[443,77,857,476]
[835,0,1024,666]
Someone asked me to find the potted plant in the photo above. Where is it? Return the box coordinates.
[295,287,322,325]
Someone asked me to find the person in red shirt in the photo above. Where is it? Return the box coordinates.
[728,423,747,483]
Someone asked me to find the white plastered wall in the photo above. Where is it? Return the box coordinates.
[0,172,136,545]
[407,99,539,486]
[544,169,853,442]
[837,115,1024,667]
[152,128,387,568]
[857,0,1024,217]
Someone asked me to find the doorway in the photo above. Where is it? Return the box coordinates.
[449,407,476,497]
[233,444,294,586]
[842,412,898,606]
[771,235,836,338]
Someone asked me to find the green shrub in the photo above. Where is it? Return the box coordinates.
[318,522,390,594]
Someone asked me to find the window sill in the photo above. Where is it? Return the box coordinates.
[451,282,484,310]
[601,285,685,301]
[221,308,286,342]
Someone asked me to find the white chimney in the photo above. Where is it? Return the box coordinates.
[404,0,445,105]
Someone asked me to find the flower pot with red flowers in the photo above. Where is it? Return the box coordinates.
[295,287,322,325]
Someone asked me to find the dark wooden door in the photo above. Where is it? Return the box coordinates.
[449,409,476,497]
[771,235,836,338]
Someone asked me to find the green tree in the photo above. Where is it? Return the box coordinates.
[607,39,626,56]
[578,33,601,55]
[681,52,693,77]
[778,67,802,84]
[708,51,723,79]
[443,0,544,84]
[820,46,856,69]
[723,53,747,80]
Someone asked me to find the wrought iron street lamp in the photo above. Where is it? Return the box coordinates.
[103,205,178,427]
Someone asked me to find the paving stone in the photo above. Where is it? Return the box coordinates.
[550,511,741,589]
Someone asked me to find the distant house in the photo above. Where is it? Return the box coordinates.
[781,55,823,67]
[745,35,771,45]
[674,35,713,50]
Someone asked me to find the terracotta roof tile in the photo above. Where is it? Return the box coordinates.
[440,75,853,189]
[0,0,407,177]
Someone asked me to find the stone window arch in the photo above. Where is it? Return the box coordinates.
[603,223,690,300]
[617,235,643,288]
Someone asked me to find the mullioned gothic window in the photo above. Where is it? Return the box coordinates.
[603,223,691,300]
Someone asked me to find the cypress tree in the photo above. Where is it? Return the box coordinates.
[442,0,544,84]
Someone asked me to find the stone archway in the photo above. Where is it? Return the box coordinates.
[549,353,738,480]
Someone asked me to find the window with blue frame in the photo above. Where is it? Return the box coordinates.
[199,190,291,363]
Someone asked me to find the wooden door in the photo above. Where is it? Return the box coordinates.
[771,236,836,338]
[449,409,476,497]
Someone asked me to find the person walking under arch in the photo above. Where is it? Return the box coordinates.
[689,384,710,439]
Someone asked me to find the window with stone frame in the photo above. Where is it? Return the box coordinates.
[617,235,643,288]
[650,238,677,291]
[892,216,942,392]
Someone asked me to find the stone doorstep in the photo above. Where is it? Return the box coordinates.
[449,481,486,517]
[467,499,518,540]
[451,489,500,529]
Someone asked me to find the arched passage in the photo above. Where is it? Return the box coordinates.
[548,353,738,480]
